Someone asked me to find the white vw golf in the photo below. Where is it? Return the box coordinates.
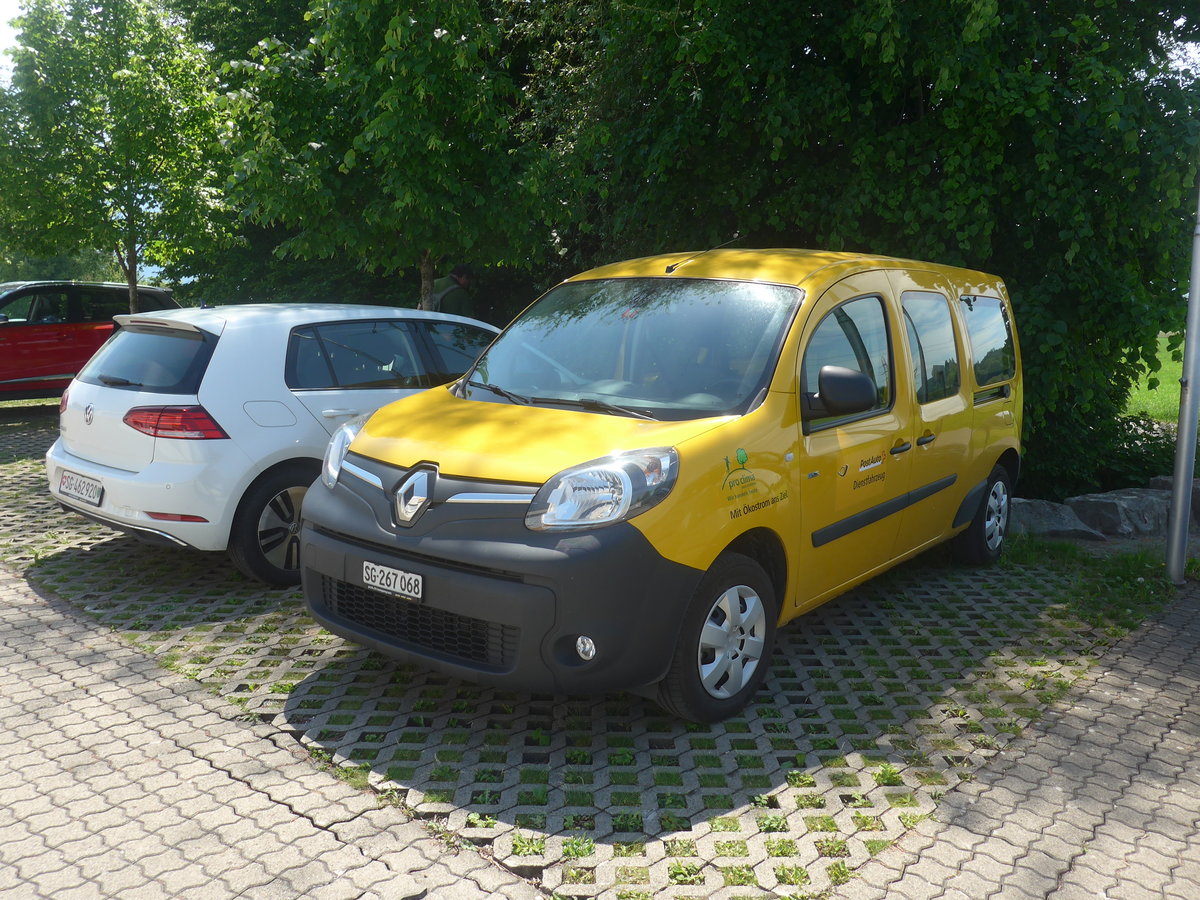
[46,303,498,584]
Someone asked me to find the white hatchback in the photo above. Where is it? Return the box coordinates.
[46,304,498,584]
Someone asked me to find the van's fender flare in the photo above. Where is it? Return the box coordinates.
[953,451,1021,529]
[952,479,987,529]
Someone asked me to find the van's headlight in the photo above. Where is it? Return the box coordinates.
[525,448,678,531]
[321,414,370,488]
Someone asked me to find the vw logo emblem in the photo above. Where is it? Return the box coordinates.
[394,468,434,526]
[84,404,95,426]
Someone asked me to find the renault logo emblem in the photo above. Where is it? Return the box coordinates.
[394,469,433,526]
[84,404,95,426]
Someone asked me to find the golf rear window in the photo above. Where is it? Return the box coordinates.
[77,326,216,394]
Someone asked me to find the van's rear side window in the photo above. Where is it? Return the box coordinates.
[903,291,961,403]
[959,296,1016,387]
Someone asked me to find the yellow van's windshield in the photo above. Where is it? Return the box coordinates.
[465,277,801,420]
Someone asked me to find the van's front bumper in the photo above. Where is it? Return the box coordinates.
[299,455,703,695]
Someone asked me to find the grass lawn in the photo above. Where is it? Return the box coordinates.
[1125,333,1183,423]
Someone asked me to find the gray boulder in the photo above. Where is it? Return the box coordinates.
[1010,498,1106,541]
[1147,476,1200,524]
[1064,488,1171,538]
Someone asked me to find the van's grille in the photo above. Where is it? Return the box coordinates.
[311,525,525,582]
[320,576,518,669]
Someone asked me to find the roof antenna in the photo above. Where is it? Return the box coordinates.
[665,232,743,274]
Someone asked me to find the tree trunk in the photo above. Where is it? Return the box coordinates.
[418,249,435,310]
[126,242,139,313]
[116,235,139,314]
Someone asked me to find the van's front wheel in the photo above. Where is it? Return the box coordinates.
[954,465,1011,565]
[657,553,778,723]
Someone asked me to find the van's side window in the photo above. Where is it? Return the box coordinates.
[801,295,891,427]
[959,295,1016,386]
[902,291,960,403]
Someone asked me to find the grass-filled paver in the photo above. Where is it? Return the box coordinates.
[0,401,1176,898]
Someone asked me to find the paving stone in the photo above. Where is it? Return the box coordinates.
[4,407,1200,900]
[943,870,1002,898]
[50,883,111,900]
[0,546,532,900]
[822,577,1200,900]
[1057,865,1119,898]
[1113,879,1174,900]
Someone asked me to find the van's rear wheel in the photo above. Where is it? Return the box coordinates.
[954,465,1011,565]
[657,553,777,723]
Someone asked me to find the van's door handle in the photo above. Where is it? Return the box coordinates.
[890,441,912,455]
[322,408,361,418]
[916,434,936,446]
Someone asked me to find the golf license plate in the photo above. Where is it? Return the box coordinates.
[59,470,104,507]
[362,560,423,602]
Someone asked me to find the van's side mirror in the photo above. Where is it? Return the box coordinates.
[817,365,877,416]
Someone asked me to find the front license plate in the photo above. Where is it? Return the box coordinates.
[362,560,423,602]
[59,470,104,507]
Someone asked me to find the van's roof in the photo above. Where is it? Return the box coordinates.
[568,248,998,289]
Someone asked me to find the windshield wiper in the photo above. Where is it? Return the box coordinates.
[98,375,143,387]
[531,396,657,420]
[467,380,531,405]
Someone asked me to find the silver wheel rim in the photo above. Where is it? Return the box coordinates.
[696,584,767,700]
[257,485,307,571]
[984,479,1009,552]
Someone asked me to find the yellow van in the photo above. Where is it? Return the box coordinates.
[300,249,1021,722]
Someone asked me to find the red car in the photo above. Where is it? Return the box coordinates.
[0,281,177,400]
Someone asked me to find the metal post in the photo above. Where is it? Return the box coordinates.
[1165,183,1200,584]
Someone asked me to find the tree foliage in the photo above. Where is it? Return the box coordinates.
[167,0,312,61]
[0,246,122,283]
[160,0,425,308]
[517,0,1200,497]
[160,222,419,307]
[224,0,547,306]
[2,0,1196,494]
[0,0,227,311]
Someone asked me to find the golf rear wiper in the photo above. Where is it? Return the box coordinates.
[467,380,530,405]
[98,375,143,387]
[531,396,657,420]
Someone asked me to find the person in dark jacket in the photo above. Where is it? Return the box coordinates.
[431,264,475,317]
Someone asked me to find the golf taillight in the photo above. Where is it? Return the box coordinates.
[123,406,229,440]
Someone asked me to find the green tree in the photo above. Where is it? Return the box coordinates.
[0,246,121,282]
[524,0,1200,497]
[0,0,227,311]
[161,0,376,306]
[167,0,312,61]
[226,0,547,308]
[161,224,418,306]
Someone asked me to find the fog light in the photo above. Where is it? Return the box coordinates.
[575,635,597,661]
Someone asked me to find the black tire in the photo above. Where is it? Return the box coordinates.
[227,461,320,586]
[953,464,1012,566]
[657,553,778,723]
